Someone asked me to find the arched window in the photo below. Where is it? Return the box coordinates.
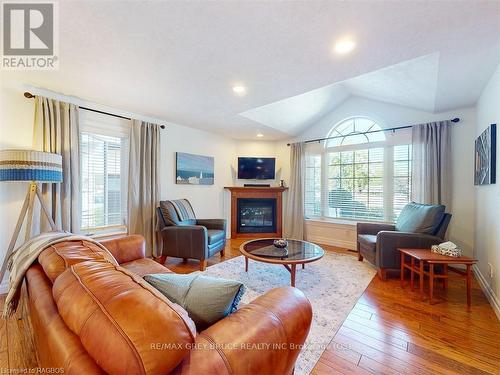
[305,116,412,222]
[325,117,385,148]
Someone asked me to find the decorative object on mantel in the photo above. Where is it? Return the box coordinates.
[273,239,288,248]
[279,179,285,187]
[0,149,62,283]
[431,241,462,257]
[176,152,214,185]
[474,123,496,185]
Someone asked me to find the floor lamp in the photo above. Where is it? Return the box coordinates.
[0,150,62,283]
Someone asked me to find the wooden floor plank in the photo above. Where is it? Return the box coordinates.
[1,240,499,374]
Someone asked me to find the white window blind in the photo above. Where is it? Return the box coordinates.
[304,117,412,223]
[327,148,385,220]
[79,111,130,234]
[393,144,412,219]
[305,154,321,217]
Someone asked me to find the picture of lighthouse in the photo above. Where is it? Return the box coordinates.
[176,152,215,185]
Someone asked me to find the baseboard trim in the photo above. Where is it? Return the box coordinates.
[473,265,500,320]
[305,235,356,250]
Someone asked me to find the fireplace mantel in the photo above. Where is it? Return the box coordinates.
[224,186,288,239]
[224,186,288,193]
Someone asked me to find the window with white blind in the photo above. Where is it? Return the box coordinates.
[79,112,130,234]
[304,117,412,222]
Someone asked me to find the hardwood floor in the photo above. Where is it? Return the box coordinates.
[1,239,499,374]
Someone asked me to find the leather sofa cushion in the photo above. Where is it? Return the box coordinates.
[207,229,225,245]
[121,258,173,277]
[357,234,377,252]
[99,234,145,264]
[26,264,104,374]
[395,202,445,234]
[145,273,245,331]
[53,260,196,375]
[38,240,117,284]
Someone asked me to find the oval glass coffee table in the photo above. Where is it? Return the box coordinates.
[239,238,324,287]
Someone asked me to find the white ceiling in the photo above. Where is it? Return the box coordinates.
[3,1,500,140]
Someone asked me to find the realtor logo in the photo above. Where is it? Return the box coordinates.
[2,1,58,69]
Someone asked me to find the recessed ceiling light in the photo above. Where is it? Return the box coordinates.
[257,133,264,138]
[232,85,246,95]
[334,38,356,55]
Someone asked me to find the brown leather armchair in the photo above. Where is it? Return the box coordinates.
[357,202,452,280]
[157,199,226,270]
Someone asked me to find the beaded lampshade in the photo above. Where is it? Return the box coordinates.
[0,149,62,182]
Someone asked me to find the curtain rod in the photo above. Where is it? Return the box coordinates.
[23,92,166,129]
[286,117,460,146]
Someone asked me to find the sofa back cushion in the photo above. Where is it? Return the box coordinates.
[38,240,117,284]
[395,202,445,234]
[53,260,196,375]
[100,234,145,264]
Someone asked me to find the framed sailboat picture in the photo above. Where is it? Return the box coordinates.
[176,152,214,185]
[474,124,496,185]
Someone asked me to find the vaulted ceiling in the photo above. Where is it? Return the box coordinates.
[3,1,500,139]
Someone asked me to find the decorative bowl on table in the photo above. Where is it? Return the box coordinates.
[273,239,288,249]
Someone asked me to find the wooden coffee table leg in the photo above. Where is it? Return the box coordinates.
[419,260,424,301]
[410,258,415,291]
[302,263,305,269]
[466,264,472,308]
[429,263,435,305]
[291,264,296,287]
[400,252,405,288]
[443,264,448,291]
[245,256,248,272]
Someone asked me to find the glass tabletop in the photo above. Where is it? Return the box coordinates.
[241,239,324,261]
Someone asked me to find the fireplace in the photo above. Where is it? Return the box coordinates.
[237,198,277,233]
[224,186,287,239]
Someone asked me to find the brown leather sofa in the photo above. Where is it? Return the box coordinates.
[25,235,312,374]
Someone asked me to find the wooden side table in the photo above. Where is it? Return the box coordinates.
[398,248,477,308]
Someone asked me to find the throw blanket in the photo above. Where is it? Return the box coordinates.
[3,231,118,318]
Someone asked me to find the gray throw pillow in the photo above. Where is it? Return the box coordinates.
[395,202,445,234]
[144,273,245,331]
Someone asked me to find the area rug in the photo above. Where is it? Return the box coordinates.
[201,252,376,374]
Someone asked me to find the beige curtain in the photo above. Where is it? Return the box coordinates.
[411,121,451,208]
[128,120,161,257]
[284,142,305,239]
[33,96,80,233]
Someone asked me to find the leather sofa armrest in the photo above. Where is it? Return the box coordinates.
[376,231,442,269]
[178,287,312,375]
[196,219,226,231]
[357,222,395,236]
[160,225,209,259]
[100,234,146,264]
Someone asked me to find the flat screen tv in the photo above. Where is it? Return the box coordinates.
[238,157,276,180]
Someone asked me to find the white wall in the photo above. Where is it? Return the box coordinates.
[475,63,500,317]
[277,97,477,256]
[0,81,37,289]
[159,124,235,229]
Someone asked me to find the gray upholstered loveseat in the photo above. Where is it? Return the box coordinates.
[357,202,452,280]
[156,199,226,270]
